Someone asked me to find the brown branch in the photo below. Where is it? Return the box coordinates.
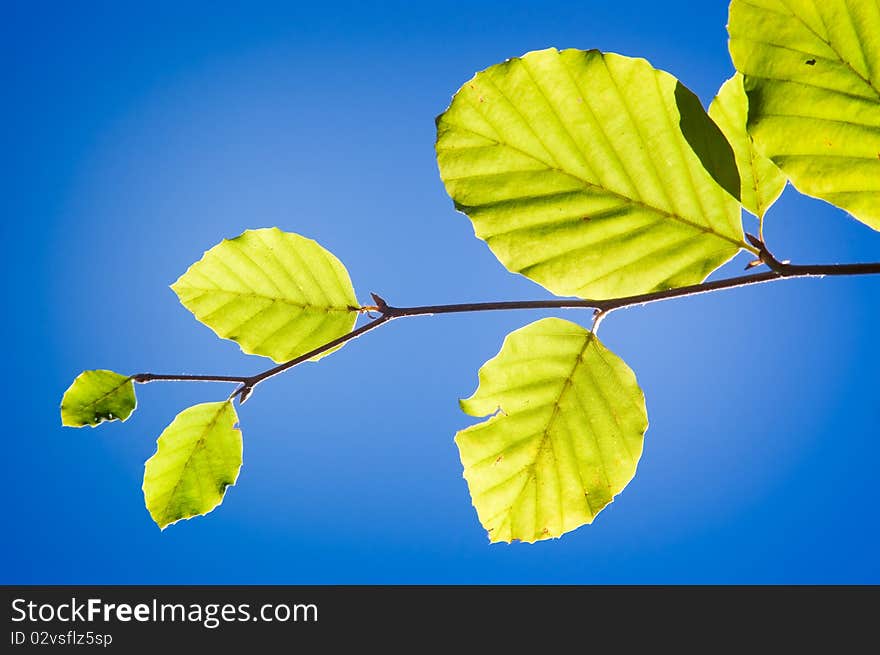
[131,250,880,403]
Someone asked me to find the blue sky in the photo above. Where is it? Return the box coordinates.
[4,0,878,583]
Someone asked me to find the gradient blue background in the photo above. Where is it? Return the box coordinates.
[5,1,878,584]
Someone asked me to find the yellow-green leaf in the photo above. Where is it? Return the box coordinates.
[143,401,242,529]
[172,228,359,363]
[456,318,648,543]
[708,73,787,222]
[60,370,136,428]
[729,0,880,230]
[436,47,748,300]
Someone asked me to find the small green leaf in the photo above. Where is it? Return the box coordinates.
[143,401,242,529]
[456,318,648,543]
[729,0,880,230]
[172,227,359,363]
[61,370,137,428]
[708,73,787,222]
[436,47,747,300]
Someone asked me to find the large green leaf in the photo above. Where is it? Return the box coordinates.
[436,47,748,300]
[172,228,359,363]
[60,370,136,428]
[709,73,787,222]
[143,401,242,529]
[728,0,880,230]
[456,318,648,543]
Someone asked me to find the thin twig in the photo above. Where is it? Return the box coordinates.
[131,254,880,403]
[228,314,393,403]
[132,373,251,384]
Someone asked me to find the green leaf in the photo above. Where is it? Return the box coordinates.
[436,47,748,300]
[60,370,137,428]
[143,401,242,529]
[172,227,359,363]
[708,73,787,222]
[728,0,880,230]
[456,317,648,543]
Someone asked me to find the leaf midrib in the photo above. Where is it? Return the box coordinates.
[740,0,880,101]
[76,377,132,413]
[499,333,598,535]
[440,120,748,250]
[177,285,355,313]
[154,404,233,525]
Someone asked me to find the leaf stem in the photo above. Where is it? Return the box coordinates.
[133,254,880,403]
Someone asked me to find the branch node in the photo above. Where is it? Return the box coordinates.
[745,232,764,250]
[745,233,789,274]
[230,382,254,404]
[370,292,399,317]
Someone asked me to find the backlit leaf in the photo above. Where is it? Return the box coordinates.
[60,370,136,428]
[172,228,359,363]
[708,73,787,222]
[728,0,880,230]
[143,401,242,529]
[436,47,748,299]
[456,318,648,543]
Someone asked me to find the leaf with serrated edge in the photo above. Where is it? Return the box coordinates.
[143,401,242,529]
[709,73,787,222]
[436,47,748,300]
[456,318,648,543]
[61,370,137,428]
[729,0,880,230]
[172,227,359,363]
